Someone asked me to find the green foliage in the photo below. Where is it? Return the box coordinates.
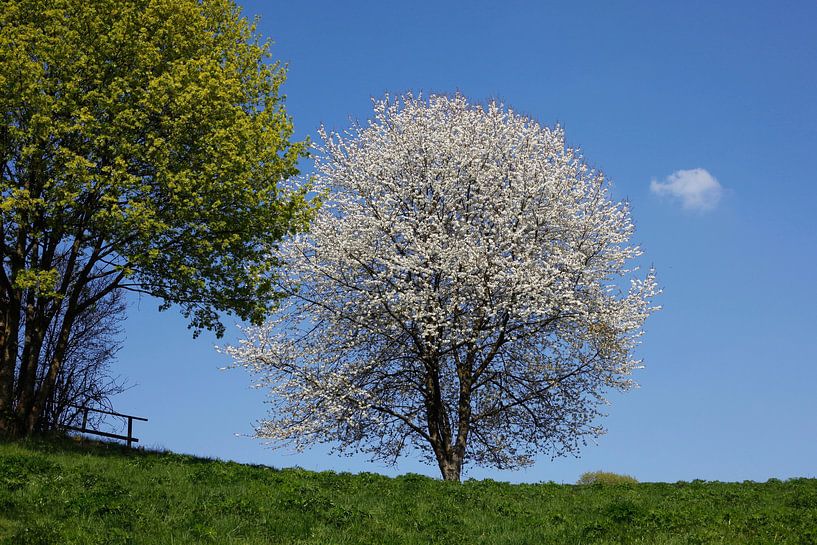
[0,438,815,544]
[1,0,317,336]
[577,470,640,486]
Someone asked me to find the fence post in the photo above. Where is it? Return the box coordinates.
[62,404,146,446]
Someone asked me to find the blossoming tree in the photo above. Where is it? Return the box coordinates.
[226,94,658,481]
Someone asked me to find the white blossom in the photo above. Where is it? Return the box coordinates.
[223,93,659,481]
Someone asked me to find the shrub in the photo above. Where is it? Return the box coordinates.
[577,471,638,485]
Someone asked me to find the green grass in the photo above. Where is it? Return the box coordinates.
[1,437,816,544]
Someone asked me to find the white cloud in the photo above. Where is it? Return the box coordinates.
[650,168,723,211]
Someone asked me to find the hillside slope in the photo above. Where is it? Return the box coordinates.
[1,438,815,544]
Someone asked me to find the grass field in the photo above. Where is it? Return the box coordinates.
[1,437,815,544]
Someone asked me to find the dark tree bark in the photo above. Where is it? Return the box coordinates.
[423,356,471,482]
[0,297,18,434]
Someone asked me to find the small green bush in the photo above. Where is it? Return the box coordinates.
[577,470,638,485]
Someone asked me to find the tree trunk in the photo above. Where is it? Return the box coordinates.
[422,353,475,482]
[14,296,47,433]
[26,308,76,435]
[436,452,464,482]
[423,359,461,481]
[0,299,20,437]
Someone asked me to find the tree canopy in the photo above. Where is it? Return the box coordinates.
[226,94,658,481]
[0,0,316,436]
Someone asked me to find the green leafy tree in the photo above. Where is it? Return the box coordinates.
[0,0,316,437]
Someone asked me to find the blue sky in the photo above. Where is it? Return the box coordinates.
[113,0,817,483]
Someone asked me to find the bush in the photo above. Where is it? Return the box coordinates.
[577,471,638,485]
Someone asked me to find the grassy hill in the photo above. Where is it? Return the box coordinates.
[1,437,815,544]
